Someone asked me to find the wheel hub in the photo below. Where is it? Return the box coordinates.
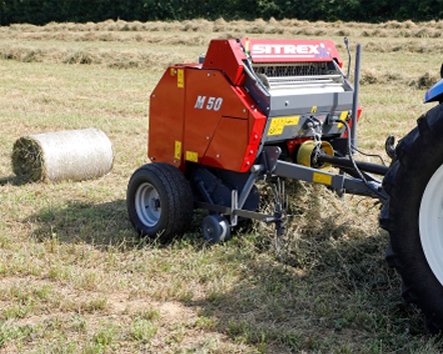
[135,182,161,227]
[201,214,230,243]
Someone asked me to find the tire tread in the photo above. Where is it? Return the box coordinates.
[381,103,443,333]
[127,162,193,241]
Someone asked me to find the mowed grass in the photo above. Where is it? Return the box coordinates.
[0,18,443,353]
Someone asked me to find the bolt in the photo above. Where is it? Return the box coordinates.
[216,154,220,158]
[206,136,210,140]
[207,73,211,77]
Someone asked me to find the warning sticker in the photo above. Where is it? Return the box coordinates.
[337,111,348,129]
[313,172,332,186]
[267,116,300,136]
[177,69,184,88]
[174,141,182,160]
[185,151,198,162]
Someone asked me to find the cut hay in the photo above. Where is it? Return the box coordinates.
[12,128,114,183]
[409,72,440,89]
[0,45,191,69]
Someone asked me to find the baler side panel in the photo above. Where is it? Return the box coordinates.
[148,66,186,168]
[183,69,266,173]
[183,68,248,164]
[202,89,267,172]
[202,39,246,85]
[202,117,249,171]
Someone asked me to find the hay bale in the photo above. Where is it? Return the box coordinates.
[12,128,114,182]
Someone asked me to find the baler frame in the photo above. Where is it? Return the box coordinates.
[131,37,391,241]
[126,35,443,331]
[195,144,387,228]
[190,40,388,237]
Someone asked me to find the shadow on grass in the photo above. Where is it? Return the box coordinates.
[182,216,436,352]
[28,200,142,249]
[26,196,441,351]
[28,199,203,250]
[0,175,27,186]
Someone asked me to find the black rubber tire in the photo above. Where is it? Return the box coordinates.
[127,163,193,241]
[380,103,443,332]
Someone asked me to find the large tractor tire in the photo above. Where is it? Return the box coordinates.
[127,163,194,241]
[381,103,443,332]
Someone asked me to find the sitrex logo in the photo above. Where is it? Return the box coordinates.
[251,44,322,57]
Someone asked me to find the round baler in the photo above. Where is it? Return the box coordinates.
[126,38,443,331]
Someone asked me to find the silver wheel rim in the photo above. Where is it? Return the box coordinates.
[419,163,443,286]
[135,182,161,227]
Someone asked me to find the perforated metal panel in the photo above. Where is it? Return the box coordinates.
[253,62,333,77]
[252,61,346,92]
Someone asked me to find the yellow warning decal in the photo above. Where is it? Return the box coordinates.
[177,69,184,88]
[337,111,348,129]
[174,140,182,160]
[311,105,318,113]
[313,172,332,186]
[185,151,198,162]
[170,68,176,76]
[267,116,300,136]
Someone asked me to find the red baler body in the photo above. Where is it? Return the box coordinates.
[148,38,354,173]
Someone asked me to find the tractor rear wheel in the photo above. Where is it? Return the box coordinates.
[127,163,193,241]
[381,103,443,332]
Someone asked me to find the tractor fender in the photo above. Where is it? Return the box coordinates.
[424,79,443,103]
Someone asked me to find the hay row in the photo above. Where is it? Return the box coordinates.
[364,41,443,54]
[2,26,441,42]
[1,38,441,71]
[0,43,438,89]
[361,28,442,38]
[3,18,443,35]
[360,69,440,89]
[0,31,212,46]
[0,45,189,69]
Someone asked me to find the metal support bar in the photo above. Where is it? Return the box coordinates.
[231,189,239,227]
[274,160,383,199]
[344,37,351,79]
[195,201,276,223]
[238,172,257,209]
[317,154,388,176]
[351,44,361,153]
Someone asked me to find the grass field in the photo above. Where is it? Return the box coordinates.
[0,18,443,353]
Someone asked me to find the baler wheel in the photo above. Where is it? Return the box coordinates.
[381,103,443,332]
[201,214,231,243]
[127,163,193,241]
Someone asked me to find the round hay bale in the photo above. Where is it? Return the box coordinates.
[12,128,114,182]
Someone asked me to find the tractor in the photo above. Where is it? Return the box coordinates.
[126,37,443,331]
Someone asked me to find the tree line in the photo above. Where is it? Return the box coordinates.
[1,0,442,25]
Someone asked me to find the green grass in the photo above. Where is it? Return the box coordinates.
[0,18,443,353]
